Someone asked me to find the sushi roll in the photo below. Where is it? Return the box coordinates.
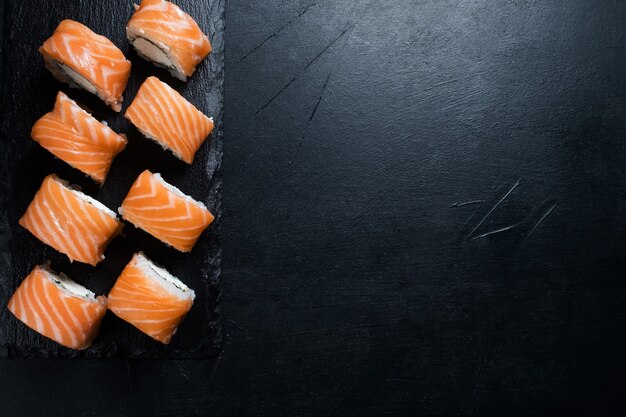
[39,20,132,112]
[125,76,214,164]
[126,0,212,81]
[119,170,214,252]
[7,264,107,350]
[32,91,127,184]
[19,175,122,266]
[107,252,195,344]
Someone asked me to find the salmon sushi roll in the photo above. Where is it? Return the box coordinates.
[7,265,107,350]
[125,76,214,164]
[119,170,214,252]
[127,0,212,81]
[107,252,195,344]
[31,91,127,184]
[19,175,122,266]
[40,20,132,112]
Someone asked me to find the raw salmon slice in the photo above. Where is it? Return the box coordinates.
[125,76,214,164]
[19,175,122,266]
[40,20,132,112]
[7,265,107,350]
[107,252,195,344]
[127,0,212,81]
[119,170,214,252]
[31,91,127,184]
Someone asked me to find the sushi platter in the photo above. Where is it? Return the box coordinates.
[0,0,223,358]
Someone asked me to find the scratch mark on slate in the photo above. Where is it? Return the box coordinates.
[126,360,133,397]
[255,24,354,115]
[465,179,520,240]
[298,2,318,17]
[450,200,484,208]
[175,360,190,381]
[254,77,297,115]
[472,222,521,239]
[522,202,557,244]
[228,319,243,330]
[309,72,332,121]
[425,71,487,92]
[236,2,318,65]
[229,268,259,279]
[303,24,355,71]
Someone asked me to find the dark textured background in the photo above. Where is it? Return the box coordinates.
[0,0,223,358]
[3,0,626,415]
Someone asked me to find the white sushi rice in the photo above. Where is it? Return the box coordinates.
[59,65,98,95]
[43,56,98,94]
[42,54,122,111]
[40,265,97,300]
[52,176,118,220]
[152,172,208,211]
[133,253,195,301]
[132,38,175,71]
[127,27,187,81]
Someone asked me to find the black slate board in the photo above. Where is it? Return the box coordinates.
[0,0,223,358]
